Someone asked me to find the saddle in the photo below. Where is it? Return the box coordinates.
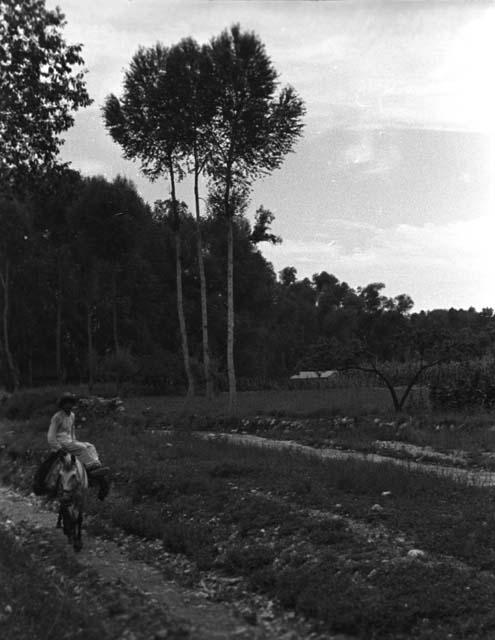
[34,453,111,500]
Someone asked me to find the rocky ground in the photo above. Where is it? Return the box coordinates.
[4,402,495,639]
[200,432,495,487]
[0,485,329,640]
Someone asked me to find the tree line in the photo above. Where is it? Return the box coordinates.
[2,173,494,399]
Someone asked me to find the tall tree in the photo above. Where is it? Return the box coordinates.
[68,176,146,390]
[100,175,147,353]
[36,168,83,383]
[103,44,196,397]
[0,0,91,194]
[201,211,279,383]
[166,38,217,398]
[206,24,305,412]
[0,0,90,387]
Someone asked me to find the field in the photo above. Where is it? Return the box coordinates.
[124,386,431,421]
[2,386,495,638]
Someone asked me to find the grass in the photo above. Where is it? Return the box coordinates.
[98,433,495,637]
[6,419,495,637]
[0,385,403,424]
[0,526,105,640]
[4,386,495,637]
[208,410,495,462]
[123,386,419,423]
[122,388,495,458]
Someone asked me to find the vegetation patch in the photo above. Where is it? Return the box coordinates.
[0,524,105,640]
[5,414,495,637]
[217,412,495,467]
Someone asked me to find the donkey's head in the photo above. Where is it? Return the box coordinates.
[59,454,82,501]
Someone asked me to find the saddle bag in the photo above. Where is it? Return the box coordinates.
[33,451,63,496]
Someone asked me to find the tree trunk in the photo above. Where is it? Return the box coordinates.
[375,373,401,412]
[112,267,119,352]
[0,259,19,391]
[87,301,94,393]
[175,231,195,397]
[169,166,195,398]
[227,216,236,414]
[55,251,63,384]
[194,167,213,399]
[397,360,441,411]
[27,353,33,387]
[86,261,98,393]
[56,292,62,383]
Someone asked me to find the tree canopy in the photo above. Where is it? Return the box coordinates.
[0,0,91,193]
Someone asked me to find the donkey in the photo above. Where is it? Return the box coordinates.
[57,453,88,552]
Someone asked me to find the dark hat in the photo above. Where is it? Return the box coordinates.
[58,393,77,409]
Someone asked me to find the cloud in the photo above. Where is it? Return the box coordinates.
[342,129,402,177]
[262,216,494,311]
[51,0,495,132]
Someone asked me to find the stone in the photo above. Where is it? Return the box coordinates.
[370,503,384,512]
[407,549,426,559]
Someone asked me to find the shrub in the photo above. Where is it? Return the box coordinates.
[430,361,495,411]
[224,543,276,572]
[228,496,295,536]
[108,503,164,540]
[134,349,186,394]
[275,565,366,634]
[98,348,139,392]
[162,521,216,569]
[208,461,254,478]
[305,518,348,545]
[0,527,105,640]
[1,389,58,420]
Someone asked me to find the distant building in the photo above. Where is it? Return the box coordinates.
[289,370,336,388]
[290,370,335,380]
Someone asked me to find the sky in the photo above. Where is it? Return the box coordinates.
[48,0,495,312]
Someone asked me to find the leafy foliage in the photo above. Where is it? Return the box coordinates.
[0,0,91,193]
[430,361,495,411]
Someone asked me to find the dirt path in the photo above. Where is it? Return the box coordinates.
[203,432,495,487]
[0,485,316,640]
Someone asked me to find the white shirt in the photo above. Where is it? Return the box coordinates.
[47,410,75,450]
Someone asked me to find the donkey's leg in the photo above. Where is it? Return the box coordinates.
[61,504,73,541]
[73,511,83,552]
[97,474,110,501]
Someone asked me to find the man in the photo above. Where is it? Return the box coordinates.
[43,393,111,500]
[48,393,101,468]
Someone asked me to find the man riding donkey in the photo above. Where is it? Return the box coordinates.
[34,393,111,500]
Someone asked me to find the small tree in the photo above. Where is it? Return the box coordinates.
[300,314,474,413]
[99,347,138,395]
[250,206,282,245]
[36,168,83,383]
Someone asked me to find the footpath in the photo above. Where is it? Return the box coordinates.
[0,485,320,640]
